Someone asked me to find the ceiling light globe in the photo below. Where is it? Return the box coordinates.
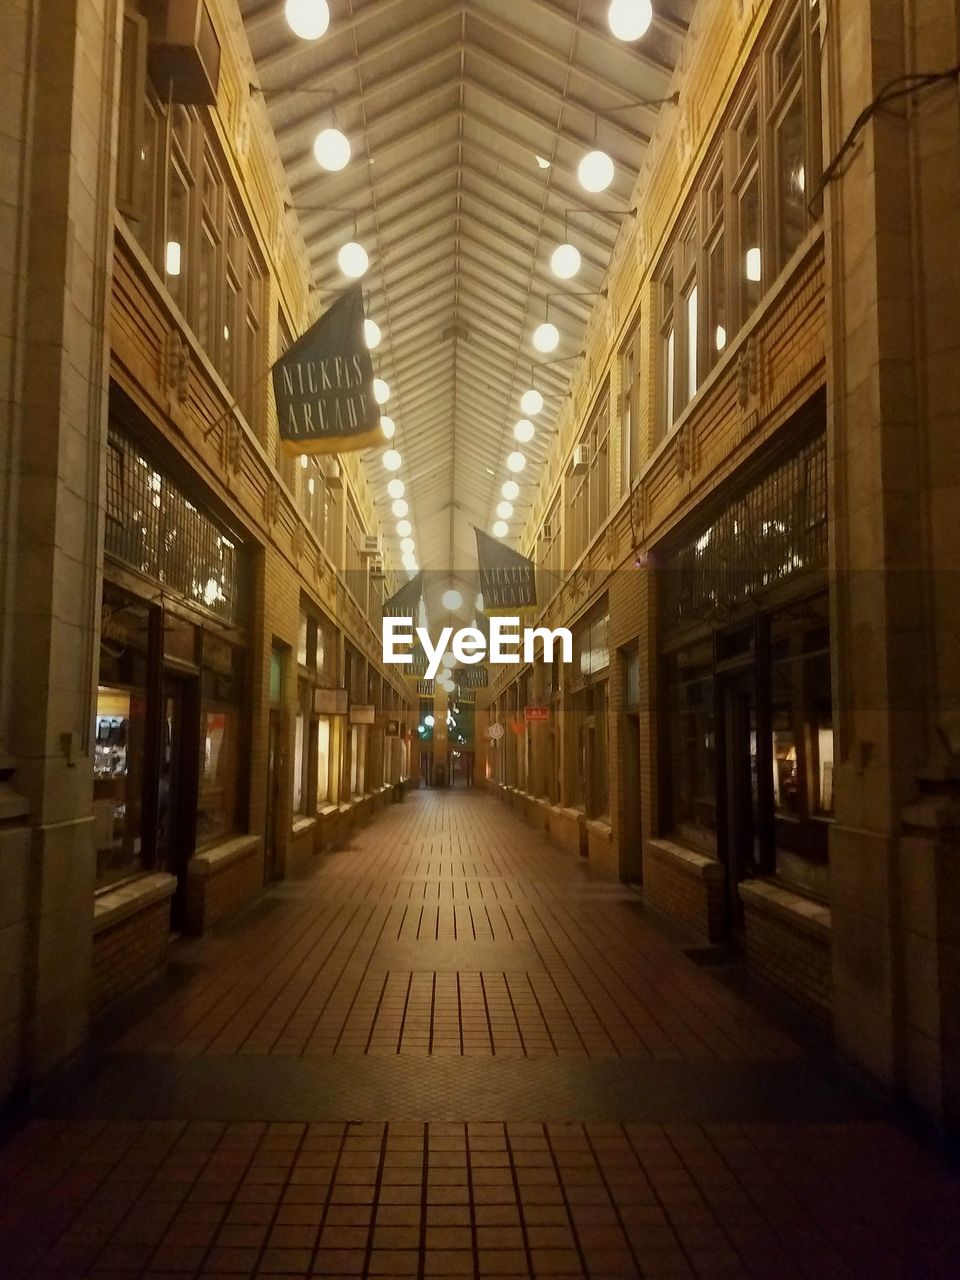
[364,318,381,349]
[402,552,417,571]
[387,478,405,499]
[492,520,509,538]
[501,480,520,501]
[520,388,544,416]
[337,240,368,277]
[506,451,527,474]
[578,149,615,193]
[533,321,560,353]
[299,454,309,469]
[382,448,402,472]
[424,714,435,727]
[496,501,514,520]
[550,243,582,279]
[396,518,412,536]
[373,377,390,405]
[380,415,396,439]
[400,537,415,553]
[285,0,330,41]
[607,0,653,41]
[313,127,350,171]
[441,589,463,611]
[513,418,535,444]
[475,593,484,611]
[391,498,408,517]
[441,652,457,670]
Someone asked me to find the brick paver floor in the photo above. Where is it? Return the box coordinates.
[2,790,959,1278]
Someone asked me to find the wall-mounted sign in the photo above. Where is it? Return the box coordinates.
[386,718,400,737]
[349,703,376,725]
[524,706,550,722]
[314,687,348,715]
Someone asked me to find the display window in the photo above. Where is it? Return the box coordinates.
[93,685,148,888]
[197,634,243,847]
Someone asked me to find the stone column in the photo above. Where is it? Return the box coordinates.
[0,0,120,1098]
[824,0,960,1131]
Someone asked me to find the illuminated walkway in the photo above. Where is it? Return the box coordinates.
[2,791,959,1278]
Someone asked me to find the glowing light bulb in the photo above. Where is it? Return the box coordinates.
[387,478,405,499]
[578,149,615,193]
[502,480,519,501]
[337,241,368,277]
[380,415,396,439]
[745,246,762,282]
[514,418,535,444]
[550,243,582,279]
[442,589,462,610]
[506,452,527,474]
[715,325,727,351]
[607,0,653,41]
[373,377,390,405]
[285,0,330,40]
[425,715,435,727]
[496,501,514,520]
[396,518,412,537]
[313,127,350,171]
[299,454,309,469]
[391,498,408,517]
[164,240,181,276]
[520,388,544,416]
[402,552,417,571]
[364,318,381,349]
[493,520,509,538]
[400,537,415,553]
[533,322,559,353]
[382,449,401,472]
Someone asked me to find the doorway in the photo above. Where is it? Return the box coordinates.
[718,665,761,927]
[156,673,200,932]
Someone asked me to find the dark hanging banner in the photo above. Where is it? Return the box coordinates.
[383,571,422,619]
[274,284,382,456]
[475,528,538,612]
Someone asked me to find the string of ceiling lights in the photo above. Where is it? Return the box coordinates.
[280,0,660,566]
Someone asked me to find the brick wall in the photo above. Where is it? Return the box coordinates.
[740,882,832,1022]
[91,899,171,1016]
[186,847,264,935]
[644,841,727,943]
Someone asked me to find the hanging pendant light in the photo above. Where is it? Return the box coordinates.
[380,415,396,439]
[514,419,535,444]
[285,0,330,41]
[364,317,381,349]
[533,322,559,353]
[391,498,408,517]
[373,377,390,405]
[496,501,514,520]
[338,241,368,278]
[578,149,615,193]
[396,518,412,536]
[501,479,520,501]
[550,243,582,279]
[506,452,527,474]
[493,520,509,538]
[520,388,543,416]
[607,0,653,41]
[387,478,405,499]
[313,127,351,172]
[401,537,415,553]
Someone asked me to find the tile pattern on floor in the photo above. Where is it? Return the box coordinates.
[2,790,959,1278]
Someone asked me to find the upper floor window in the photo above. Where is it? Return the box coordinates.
[619,315,642,490]
[655,0,822,437]
[115,12,268,440]
[566,391,610,565]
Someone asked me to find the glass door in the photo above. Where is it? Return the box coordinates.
[156,673,200,931]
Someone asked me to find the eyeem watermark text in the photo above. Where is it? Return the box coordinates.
[383,617,573,679]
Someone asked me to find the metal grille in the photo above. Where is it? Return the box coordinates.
[661,433,826,631]
[105,430,241,624]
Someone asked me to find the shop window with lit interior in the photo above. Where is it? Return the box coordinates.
[658,423,831,898]
[295,606,338,813]
[569,603,610,820]
[95,584,151,889]
[196,634,244,848]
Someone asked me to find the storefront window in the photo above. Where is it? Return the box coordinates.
[294,679,308,814]
[350,725,366,798]
[664,644,717,853]
[93,685,148,888]
[197,635,243,846]
[316,717,332,805]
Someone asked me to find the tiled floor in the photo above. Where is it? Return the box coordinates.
[2,790,959,1278]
